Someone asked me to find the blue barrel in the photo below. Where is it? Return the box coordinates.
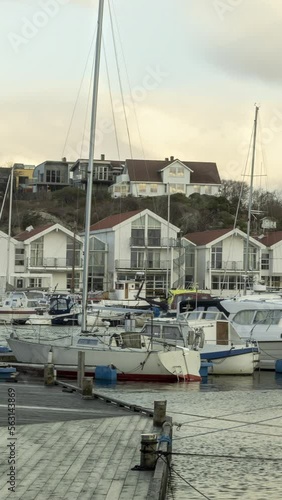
[95,365,117,382]
[275,360,282,373]
[0,346,12,353]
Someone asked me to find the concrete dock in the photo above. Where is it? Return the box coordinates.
[0,378,170,499]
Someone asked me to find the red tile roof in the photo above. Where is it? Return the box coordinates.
[15,224,55,241]
[255,232,282,247]
[89,210,143,231]
[184,228,233,245]
[125,159,221,184]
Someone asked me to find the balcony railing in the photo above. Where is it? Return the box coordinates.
[129,237,183,248]
[28,258,83,269]
[207,260,260,271]
[115,259,169,270]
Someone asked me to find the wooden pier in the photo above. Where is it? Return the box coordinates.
[0,376,171,499]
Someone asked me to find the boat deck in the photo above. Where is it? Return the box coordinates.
[0,376,164,499]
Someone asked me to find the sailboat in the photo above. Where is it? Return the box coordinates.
[8,0,201,382]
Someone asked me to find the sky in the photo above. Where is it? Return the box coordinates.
[1,0,282,190]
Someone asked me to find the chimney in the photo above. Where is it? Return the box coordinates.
[170,156,174,161]
[101,154,105,161]
[165,157,169,161]
[62,157,67,163]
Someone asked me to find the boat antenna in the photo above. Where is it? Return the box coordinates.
[244,104,259,294]
[81,0,104,332]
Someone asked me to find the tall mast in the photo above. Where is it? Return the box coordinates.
[81,0,104,332]
[6,165,14,289]
[244,105,259,294]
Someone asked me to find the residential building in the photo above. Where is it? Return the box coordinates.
[255,232,282,289]
[13,163,35,193]
[13,223,83,292]
[110,157,221,198]
[31,159,72,193]
[0,167,11,198]
[184,228,265,296]
[70,155,124,192]
[87,208,196,297]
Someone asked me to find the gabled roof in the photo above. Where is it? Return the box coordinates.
[15,224,55,241]
[14,223,82,242]
[89,210,143,231]
[125,159,221,184]
[185,228,266,248]
[184,228,233,245]
[255,232,282,247]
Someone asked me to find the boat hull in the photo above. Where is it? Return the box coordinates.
[0,308,37,324]
[200,347,259,375]
[7,337,201,382]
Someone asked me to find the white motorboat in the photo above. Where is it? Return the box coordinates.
[178,297,282,369]
[140,314,259,375]
[0,293,39,324]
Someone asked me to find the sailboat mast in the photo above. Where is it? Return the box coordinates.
[6,165,14,289]
[244,105,259,293]
[81,0,104,332]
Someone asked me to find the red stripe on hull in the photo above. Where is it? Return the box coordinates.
[58,369,201,383]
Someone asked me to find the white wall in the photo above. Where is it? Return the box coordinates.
[0,233,16,292]
[272,244,282,273]
[44,230,67,260]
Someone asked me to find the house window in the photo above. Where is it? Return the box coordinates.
[261,253,269,270]
[138,183,146,193]
[148,229,161,246]
[150,184,158,193]
[193,185,200,193]
[15,248,25,266]
[170,184,185,194]
[29,278,42,288]
[66,272,80,290]
[147,251,160,269]
[205,185,212,194]
[271,276,281,288]
[131,250,145,269]
[244,243,257,271]
[131,228,145,246]
[96,166,108,180]
[46,170,61,183]
[30,237,43,266]
[211,243,222,269]
[66,237,81,267]
[169,166,184,176]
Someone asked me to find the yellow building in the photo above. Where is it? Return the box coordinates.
[13,163,35,192]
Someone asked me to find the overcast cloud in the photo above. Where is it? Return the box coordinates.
[1,0,282,191]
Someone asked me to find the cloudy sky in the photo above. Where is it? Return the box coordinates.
[1,0,282,190]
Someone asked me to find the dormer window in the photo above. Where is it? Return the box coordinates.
[169,166,184,176]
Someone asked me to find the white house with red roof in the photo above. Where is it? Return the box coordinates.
[184,227,265,296]
[254,231,282,289]
[13,223,83,292]
[88,208,192,296]
[110,157,221,198]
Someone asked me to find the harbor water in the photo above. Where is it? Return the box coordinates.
[1,325,282,499]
